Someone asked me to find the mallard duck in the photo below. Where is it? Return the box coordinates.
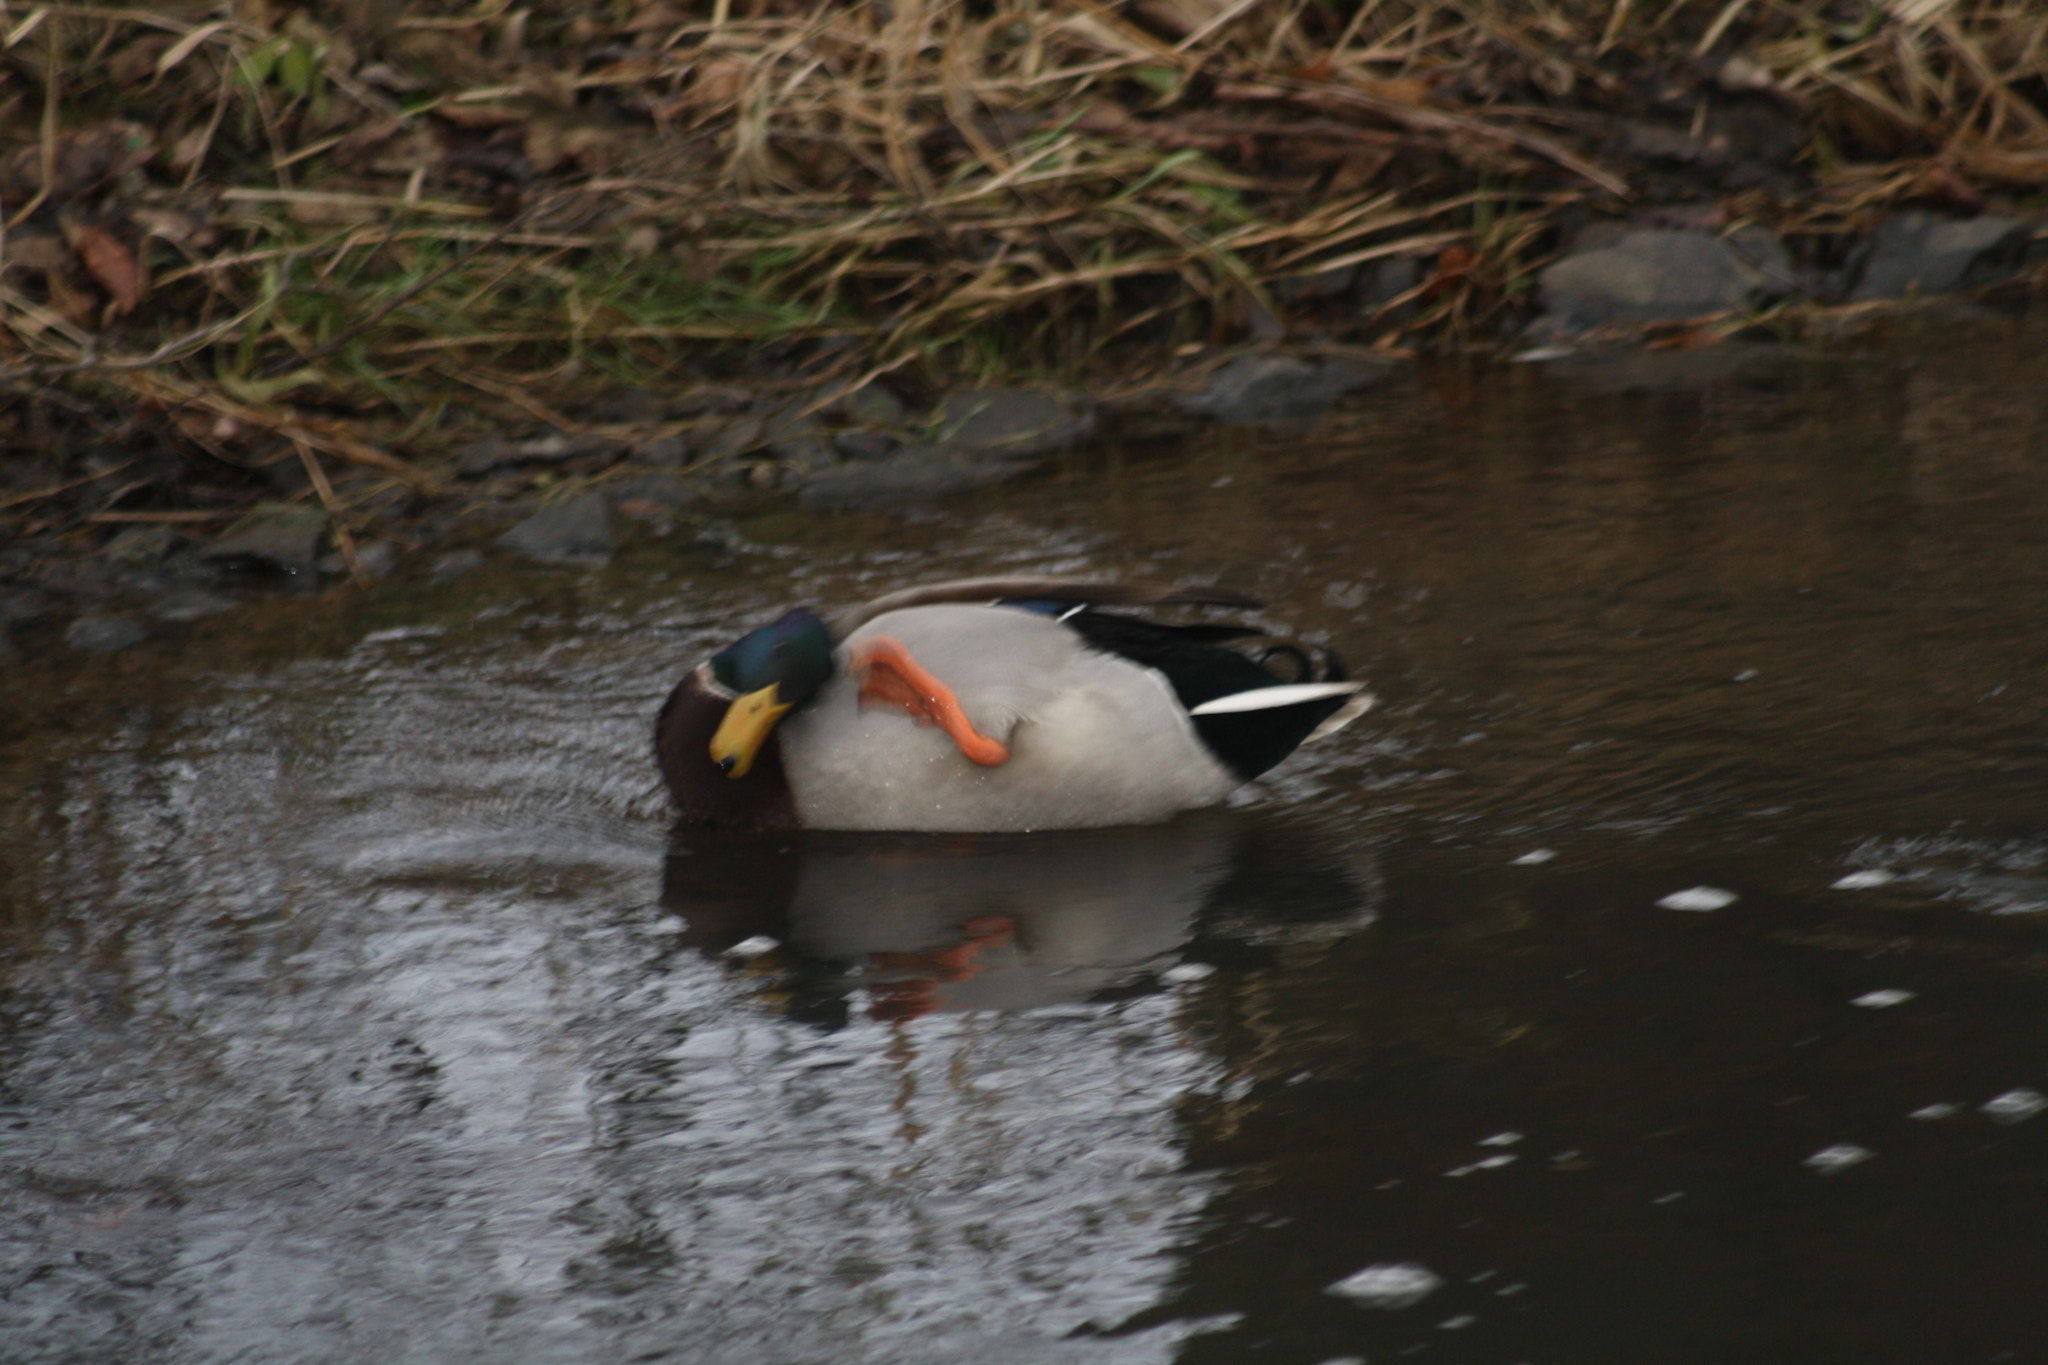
[653,577,1371,832]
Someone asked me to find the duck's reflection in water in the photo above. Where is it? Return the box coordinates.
[661,810,1379,1024]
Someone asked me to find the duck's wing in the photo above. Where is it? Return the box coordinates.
[1059,608,1371,780]
[829,577,1260,639]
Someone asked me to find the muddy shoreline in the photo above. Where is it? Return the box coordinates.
[3,256,2043,685]
[5,2,2048,677]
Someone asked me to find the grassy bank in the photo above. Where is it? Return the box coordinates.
[1,0,2046,513]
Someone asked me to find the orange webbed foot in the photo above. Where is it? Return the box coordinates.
[850,635,1010,767]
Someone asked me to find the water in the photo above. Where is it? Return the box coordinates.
[5,315,2048,1363]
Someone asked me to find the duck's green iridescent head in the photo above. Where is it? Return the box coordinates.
[706,610,834,778]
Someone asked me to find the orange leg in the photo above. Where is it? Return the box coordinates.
[850,636,1011,766]
[867,916,1018,1023]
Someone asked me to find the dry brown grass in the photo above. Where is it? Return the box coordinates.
[0,0,2044,506]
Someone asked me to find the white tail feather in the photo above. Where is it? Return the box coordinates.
[1188,681,1366,716]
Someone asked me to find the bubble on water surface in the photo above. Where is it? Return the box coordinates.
[1833,870,1895,889]
[1657,886,1737,911]
[1851,989,1915,1008]
[724,935,780,958]
[1162,963,1216,985]
[1909,1103,1959,1121]
[359,624,448,645]
[1981,1088,2047,1124]
[1326,1262,1443,1309]
[1511,849,1556,866]
[1804,1144,1873,1174]
[1477,1131,1523,1146]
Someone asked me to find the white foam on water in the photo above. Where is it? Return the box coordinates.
[1326,1262,1443,1309]
[1804,1144,1873,1174]
[1657,886,1737,912]
[1981,1088,2047,1125]
[1851,989,1915,1008]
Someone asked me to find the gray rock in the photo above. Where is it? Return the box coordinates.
[560,431,631,463]
[635,433,691,466]
[591,386,666,424]
[763,405,834,471]
[431,549,487,582]
[832,429,898,462]
[1,588,56,624]
[1362,256,1428,312]
[670,385,752,416]
[799,445,1029,511]
[317,540,401,580]
[832,382,908,428]
[334,475,417,523]
[1529,342,1821,395]
[102,525,179,566]
[463,430,626,476]
[257,452,313,495]
[65,613,149,653]
[203,502,328,577]
[156,549,223,587]
[455,432,518,476]
[1272,262,1359,304]
[146,588,237,622]
[928,388,1093,459]
[1538,228,1794,329]
[497,493,615,567]
[701,416,766,464]
[1174,354,1387,427]
[1852,212,2037,301]
[610,473,697,510]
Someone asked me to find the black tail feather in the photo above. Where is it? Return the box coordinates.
[1061,609,1360,782]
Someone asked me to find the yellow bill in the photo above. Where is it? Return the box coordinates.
[708,683,792,778]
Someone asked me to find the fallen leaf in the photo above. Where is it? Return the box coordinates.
[1353,75,1439,107]
[1918,160,1985,210]
[66,223,147,318]
[1328,146,1395,193]
[1417,245,1476,304]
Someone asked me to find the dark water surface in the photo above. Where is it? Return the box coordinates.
[5,317,2048,1364]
